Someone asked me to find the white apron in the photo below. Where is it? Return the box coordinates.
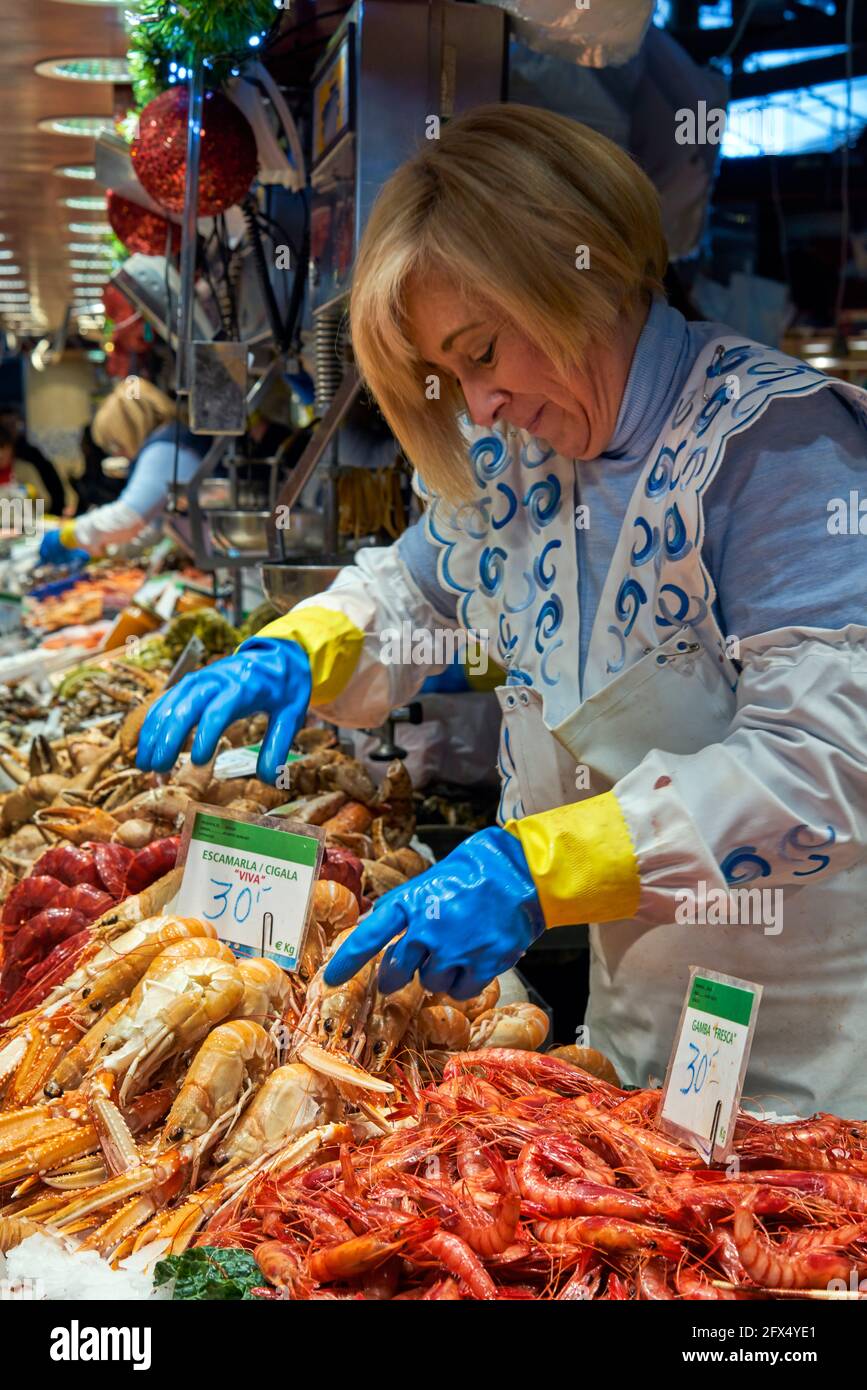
[423,335,867,1116]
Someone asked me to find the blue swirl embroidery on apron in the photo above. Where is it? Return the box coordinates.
[491,483,518,530]
[645,443,684,497]
[779,823,836,877]
[655,583,708,629]
[534,596,564,686]
[470,433,510,483]
[479,545,506,597]
[630,517,659,565]
[721,846,773,884]
[663,503,691,560]
[520,438,555,469]
[534,539,561,588]
[606,625,627,676]
[522,475,561,532]
[615,577,647,637]
[504,571,537,614]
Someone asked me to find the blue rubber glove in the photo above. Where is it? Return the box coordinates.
[136,637,312,783]
[38,530,89,570]
[324,826,545,999]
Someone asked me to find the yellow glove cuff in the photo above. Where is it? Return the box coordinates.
[505,789,640,929]
[59,521,79,549]
[257,605,365,706]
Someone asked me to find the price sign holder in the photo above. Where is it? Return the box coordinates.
[174,802,324,973]
[658,965,762,1164]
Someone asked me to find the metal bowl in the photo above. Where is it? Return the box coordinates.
[260,561,345,612]
[208,509,272,555]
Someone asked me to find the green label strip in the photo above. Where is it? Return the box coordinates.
[190,811,318,866]
[689,975,755,1028]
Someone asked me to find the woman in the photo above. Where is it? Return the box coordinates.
[138,106,867,1115]
[38,379,211,566]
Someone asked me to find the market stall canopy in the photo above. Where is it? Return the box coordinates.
[0,1,128,333]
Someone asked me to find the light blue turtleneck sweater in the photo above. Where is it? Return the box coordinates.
[398,298,867,690]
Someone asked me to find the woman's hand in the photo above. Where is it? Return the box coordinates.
[38,529,88,570]
[323,827,545,998]
[136,637,312,782]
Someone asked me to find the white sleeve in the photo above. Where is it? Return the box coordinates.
[74,499,146,553]
[613,626,867,924]
[294,542,462,727]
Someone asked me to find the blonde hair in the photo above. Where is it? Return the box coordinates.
[91,378,177,459]
[350,103,668,500]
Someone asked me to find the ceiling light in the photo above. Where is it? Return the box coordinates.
[72,273,107,283]
[0,267,22,276]
[37,115,112,137]
[70,259,112,270]
[0,251,15,260]
[60,196,107,210]
[68,222,112,235]
[0,282,27,290]
[74,301,105,314]
[35,56,133,83]
[68,241,113,254]
[0,295,30,303]
[55,164,97,180]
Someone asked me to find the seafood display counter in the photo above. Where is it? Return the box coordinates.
[0,548,862,1305]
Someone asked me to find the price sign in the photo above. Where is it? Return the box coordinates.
[658,966,762,1163]
[210,745,302,781]
[175,805,323,972]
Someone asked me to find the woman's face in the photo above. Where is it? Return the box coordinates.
[405,271,648,460]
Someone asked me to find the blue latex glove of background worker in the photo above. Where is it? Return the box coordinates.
[136,637,312,784]
[38,529,89,570]
[324,826,545,998]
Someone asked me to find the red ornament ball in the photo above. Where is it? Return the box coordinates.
[131,88,258,217]
[107,190,181,256]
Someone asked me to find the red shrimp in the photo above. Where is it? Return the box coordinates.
[49,884,115,923]
[739,1136,867,1176]
[732,1205,863,1290]
[570,1096,703,1172]
[637,1258,675,1299]
[413,1229,498,1300]
[675,1265,743,1300]
[516,1139,653,1220]
[443,1047,625,1101]
[407,1171,523,1259]
[709,1221,748,1283]
[418,1277,462,1300]
[0,927,91,1021]
[609,1090,661,1127]
[671,1180,824,1218]
[735,1112,852,1150]
[1,875,64,926]
[91,842,135,897]
[31,846,101,888]
[726,1169,867,1215]
[255,1239,312,1296]
[0,908,89,999]
[533,1216,683,1261]
[603,1271,633,1299]
[556,1254,604,1300]
[307,1228,419,1284]
[124,835,179,894]
[784,1220,867,1253]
